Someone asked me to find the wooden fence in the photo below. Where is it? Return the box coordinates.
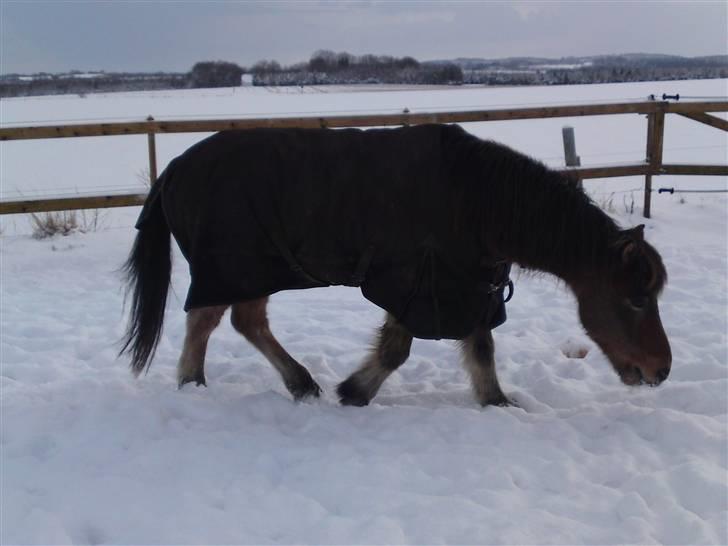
[1,99,726,218]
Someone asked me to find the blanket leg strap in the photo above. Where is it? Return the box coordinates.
[349,244,376,286]
[268,229,327,286]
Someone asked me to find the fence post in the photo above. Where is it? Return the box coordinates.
[562,126,582,189]
[147,115,158,185]
[644,106,666,219]
[644,114,655,218]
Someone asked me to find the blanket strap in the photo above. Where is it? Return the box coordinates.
[481,259,512,295]
[267,229,328,287]
[481,259,514,329]
[349,244,376,286]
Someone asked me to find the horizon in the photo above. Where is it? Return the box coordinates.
[2,50,726,77]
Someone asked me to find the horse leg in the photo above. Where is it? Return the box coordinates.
[337,314,413,406]
[178,305,228,388]
[230,298,321,401]
[461,326,513,407]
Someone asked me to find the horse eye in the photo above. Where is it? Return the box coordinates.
[628,296,648,310]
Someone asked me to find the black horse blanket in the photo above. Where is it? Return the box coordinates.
[137,124,511,340]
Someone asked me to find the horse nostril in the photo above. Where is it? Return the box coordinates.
[656,367,670,383]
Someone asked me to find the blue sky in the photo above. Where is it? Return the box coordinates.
[1,1,726,74]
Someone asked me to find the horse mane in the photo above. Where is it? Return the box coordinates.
[644,243,668,294]
[445,126,650,284]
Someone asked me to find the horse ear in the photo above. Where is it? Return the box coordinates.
[617,225,645,264]
[631,224,645,242]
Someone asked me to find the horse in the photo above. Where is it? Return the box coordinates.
[121,124,671,407]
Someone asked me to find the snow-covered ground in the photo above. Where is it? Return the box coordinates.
[1,80,726,545]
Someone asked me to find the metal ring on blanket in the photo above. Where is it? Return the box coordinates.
[504,280,514,303]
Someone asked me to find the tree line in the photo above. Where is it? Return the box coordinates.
[460,55,728,86]
[224,50,464,86]
[0,52,464,97]
[2,51,725,98]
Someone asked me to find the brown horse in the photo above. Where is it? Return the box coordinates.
[121,124,671,407]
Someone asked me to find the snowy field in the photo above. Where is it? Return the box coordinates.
[1,80,726,545]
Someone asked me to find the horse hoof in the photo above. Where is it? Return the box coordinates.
[178,373,207,389]
[336,379,370,407]
[482,394,517,408]
[339,396,369,407]
[289,379,322,401]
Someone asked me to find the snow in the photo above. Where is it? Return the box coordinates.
[533,63,594,70]
[1,80,727,545]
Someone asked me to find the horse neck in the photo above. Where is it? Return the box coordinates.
[481,166,619,285]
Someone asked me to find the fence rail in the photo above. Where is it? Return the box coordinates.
[1,99,726,217]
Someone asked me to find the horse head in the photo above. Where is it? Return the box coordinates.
[573,225,671,386]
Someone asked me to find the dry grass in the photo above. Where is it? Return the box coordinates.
[136,167,153,188]
[598,193,616,214]
[30,209,107,239]
[623,192,635,215]
[30,211,79,239]
[79,208,107,232]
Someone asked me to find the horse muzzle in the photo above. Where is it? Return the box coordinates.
[618,365,669,387]
[617,353,671,387]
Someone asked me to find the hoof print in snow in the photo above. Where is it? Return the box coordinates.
[561,339,590,359]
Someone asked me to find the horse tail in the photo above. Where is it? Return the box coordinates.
[119,170,172,376]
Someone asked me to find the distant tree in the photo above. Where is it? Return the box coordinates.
[336,52,353,70]
[251,60,281,74]
[423,63,463,84]
[358,54,379,67]
[396,56,420,70]
[190,61,244,88]
[309,50,338,72]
